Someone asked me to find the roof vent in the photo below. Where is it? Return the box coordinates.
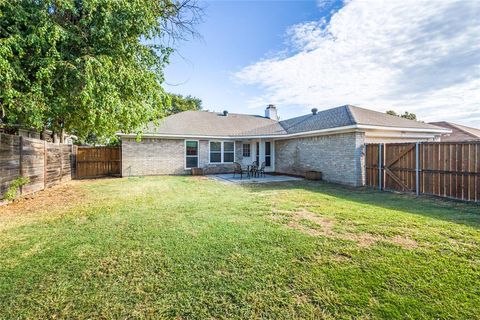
[223,110,228,116]
[311,108,318,115]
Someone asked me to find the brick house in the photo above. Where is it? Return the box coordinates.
[118,105,449,186]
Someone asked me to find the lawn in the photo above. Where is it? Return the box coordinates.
[0,176,479,319]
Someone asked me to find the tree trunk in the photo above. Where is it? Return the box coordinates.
[60,128,65,144]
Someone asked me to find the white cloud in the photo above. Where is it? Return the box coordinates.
[235,0,480,127]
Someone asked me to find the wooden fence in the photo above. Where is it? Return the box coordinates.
[76,146,121,179]
[0,133,75,199]
[366,142,480,202]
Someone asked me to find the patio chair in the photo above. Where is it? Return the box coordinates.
[257,161,266,177]
[233,162,248,179]
[250,161,258,177]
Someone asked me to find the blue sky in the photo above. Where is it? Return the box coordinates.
[165,0,480,127]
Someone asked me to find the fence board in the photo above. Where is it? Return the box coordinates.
[366,141,479,202]
[0,133,75,200]
[75,146,121,179]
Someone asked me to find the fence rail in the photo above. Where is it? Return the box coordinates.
[365,142,480,202]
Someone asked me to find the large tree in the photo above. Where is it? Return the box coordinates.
[0,0,200,142]
[167,93,202,115]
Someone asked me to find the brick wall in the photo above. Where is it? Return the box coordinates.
[121,138,243,176]
[275,132,365,186]
[121,138,185,176]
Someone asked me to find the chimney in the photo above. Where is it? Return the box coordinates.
[265,104,278,120]
[223,110,228,116]
[311,108,318,115]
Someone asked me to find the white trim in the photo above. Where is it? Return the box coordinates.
[184,139,199,170]
[118,124,450,140]
[356,124,451,134]
[208,140,236,164]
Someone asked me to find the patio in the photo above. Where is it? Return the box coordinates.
[209,173,303,184]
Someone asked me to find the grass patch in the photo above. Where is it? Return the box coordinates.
[0,176,479,319]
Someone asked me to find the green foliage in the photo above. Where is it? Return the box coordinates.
[0,0,199,142]
[2,176,29,201]
[386,110,417,120]
[166,93,202,115]
[401,111,417,120]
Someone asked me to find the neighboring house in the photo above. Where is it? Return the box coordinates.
[428,121,480,142]
[118,105,449,186]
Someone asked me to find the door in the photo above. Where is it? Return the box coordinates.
[253,140,274,172]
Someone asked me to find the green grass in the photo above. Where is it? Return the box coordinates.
[0,176,479,319]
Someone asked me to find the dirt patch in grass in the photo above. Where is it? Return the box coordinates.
[273,208,419,249]
[390,235,419,249]
[0,181,87,231]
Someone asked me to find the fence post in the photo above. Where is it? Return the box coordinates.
[378,143,383,190]
[19,136,24,195]
[44,140,47,189]
[415,142,420,195]
[60,145,64,182]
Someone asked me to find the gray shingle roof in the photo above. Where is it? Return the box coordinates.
[280,105,444,133]
[141,111,284,136]
[134,105,446,137]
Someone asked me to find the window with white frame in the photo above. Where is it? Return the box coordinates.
[209,141,235,163]
[242,143,251,157]
[223,142,234,162]
[185,140,198,168]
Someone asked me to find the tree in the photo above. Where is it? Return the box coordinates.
[0,0,201,143]
[401,111,417,121]
[386,110,417,121]
[167,93,202,114]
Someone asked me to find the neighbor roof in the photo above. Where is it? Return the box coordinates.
[122,105,447,138]
[429,121,480,142]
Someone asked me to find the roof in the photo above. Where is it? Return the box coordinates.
[279,105,444,134]
[429,121,480,142]
[141,111,285,136]
[122,105,447,138]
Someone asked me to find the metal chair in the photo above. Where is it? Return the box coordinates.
[233,162,248,179]
[257,161,266,177]
[250,161,258,177]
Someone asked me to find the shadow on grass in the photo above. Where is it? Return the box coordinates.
[243,180,480,229]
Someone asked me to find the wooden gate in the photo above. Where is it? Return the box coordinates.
[366,142,480,202]
[76,146,121,179]
[383,143,417,193]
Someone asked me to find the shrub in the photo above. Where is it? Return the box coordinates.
[2,177,30,201]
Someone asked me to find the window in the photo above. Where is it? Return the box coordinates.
[256,142,260,165]
[209,141,235,163]
[242,143,251,157]
[265,141,271,167]
[210,141,222,163]
[224,142,234,163]
[185,140,198,169]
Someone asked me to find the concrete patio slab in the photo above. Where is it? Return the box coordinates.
[209,173,303,184]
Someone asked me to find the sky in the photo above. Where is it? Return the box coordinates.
[164,0,480,127]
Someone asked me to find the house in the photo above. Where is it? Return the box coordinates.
[428,121,480,142]
[118,105,449,186]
